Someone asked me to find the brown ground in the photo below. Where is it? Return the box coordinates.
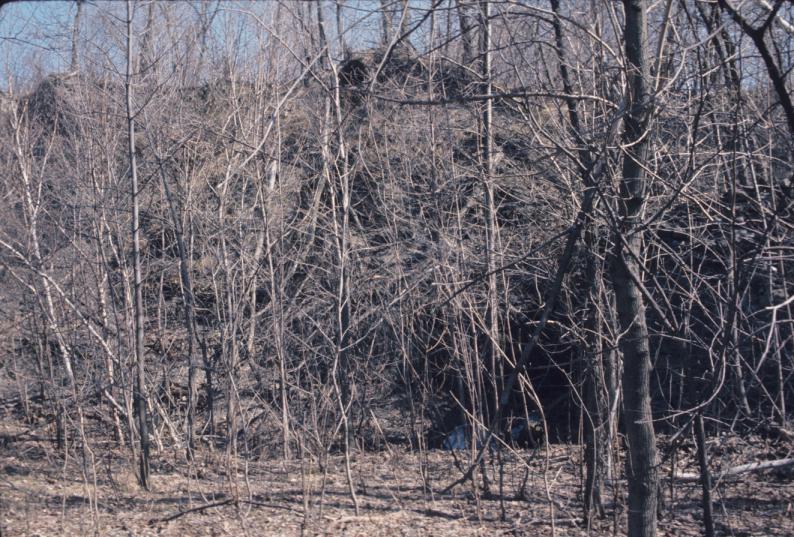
[1,422,792,536]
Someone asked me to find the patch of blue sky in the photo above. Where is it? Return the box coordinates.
[0,1,76,89]
[0,0,439,92]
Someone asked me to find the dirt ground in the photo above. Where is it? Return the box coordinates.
[1,421,792,536]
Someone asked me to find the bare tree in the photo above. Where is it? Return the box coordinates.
[611,1,657,535]
[0,2,791,535]
[126,0,150,489]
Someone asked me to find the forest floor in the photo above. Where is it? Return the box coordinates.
[1,419,792,536]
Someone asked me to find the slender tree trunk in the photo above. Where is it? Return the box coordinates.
[11,110,80,457]
[94,234,124,445]
[548,0,607,520]
[480,0,500,437]
[70,0,83,72]
[695,413,715,537]
[317,3,358,511]
[144,121,199,459]
[265,207,292,461]
[400,0,411,37]
[612,2,657,535]
[456,0,475,65]
[126,0,150,490]
[140,1,155,74]
[335,0,347,56]
[582,228,607,522]
[380,0,393,46]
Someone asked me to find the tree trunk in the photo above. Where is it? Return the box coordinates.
[126,0,150,490]
[400,0,411,37]
[144,121,199,460]
[380,0,393,46]
[548,0,608,521]
[456,0,475,65]
[695,414,715,537]
[480,0,500,437]
[70,0,83,72]
[335,0,348,56]
[612,1,657,535]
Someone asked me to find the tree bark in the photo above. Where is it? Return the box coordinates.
[612,1,657,536]
[548,0,608,521]
[380,0,393,46]
[70,1,83,72]
[695,414,715,537]
[126,0,150,490]
[456,0,475,65]
[480,0,500,437]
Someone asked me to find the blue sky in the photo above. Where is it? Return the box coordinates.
[0,1,439,92]
[0,1,76,88]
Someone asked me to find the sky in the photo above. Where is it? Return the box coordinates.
[0,1,440,92]
[0,1,76,88]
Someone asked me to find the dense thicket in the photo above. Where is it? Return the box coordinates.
[0,1,791,534]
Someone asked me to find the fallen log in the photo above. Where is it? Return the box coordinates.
[674,457,794,482]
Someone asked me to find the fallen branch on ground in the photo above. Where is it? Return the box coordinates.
[150,499,233,524]
[150,497,303,525]
[673,457,794,482]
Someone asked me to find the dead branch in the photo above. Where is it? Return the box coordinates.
[673,458,794,483]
